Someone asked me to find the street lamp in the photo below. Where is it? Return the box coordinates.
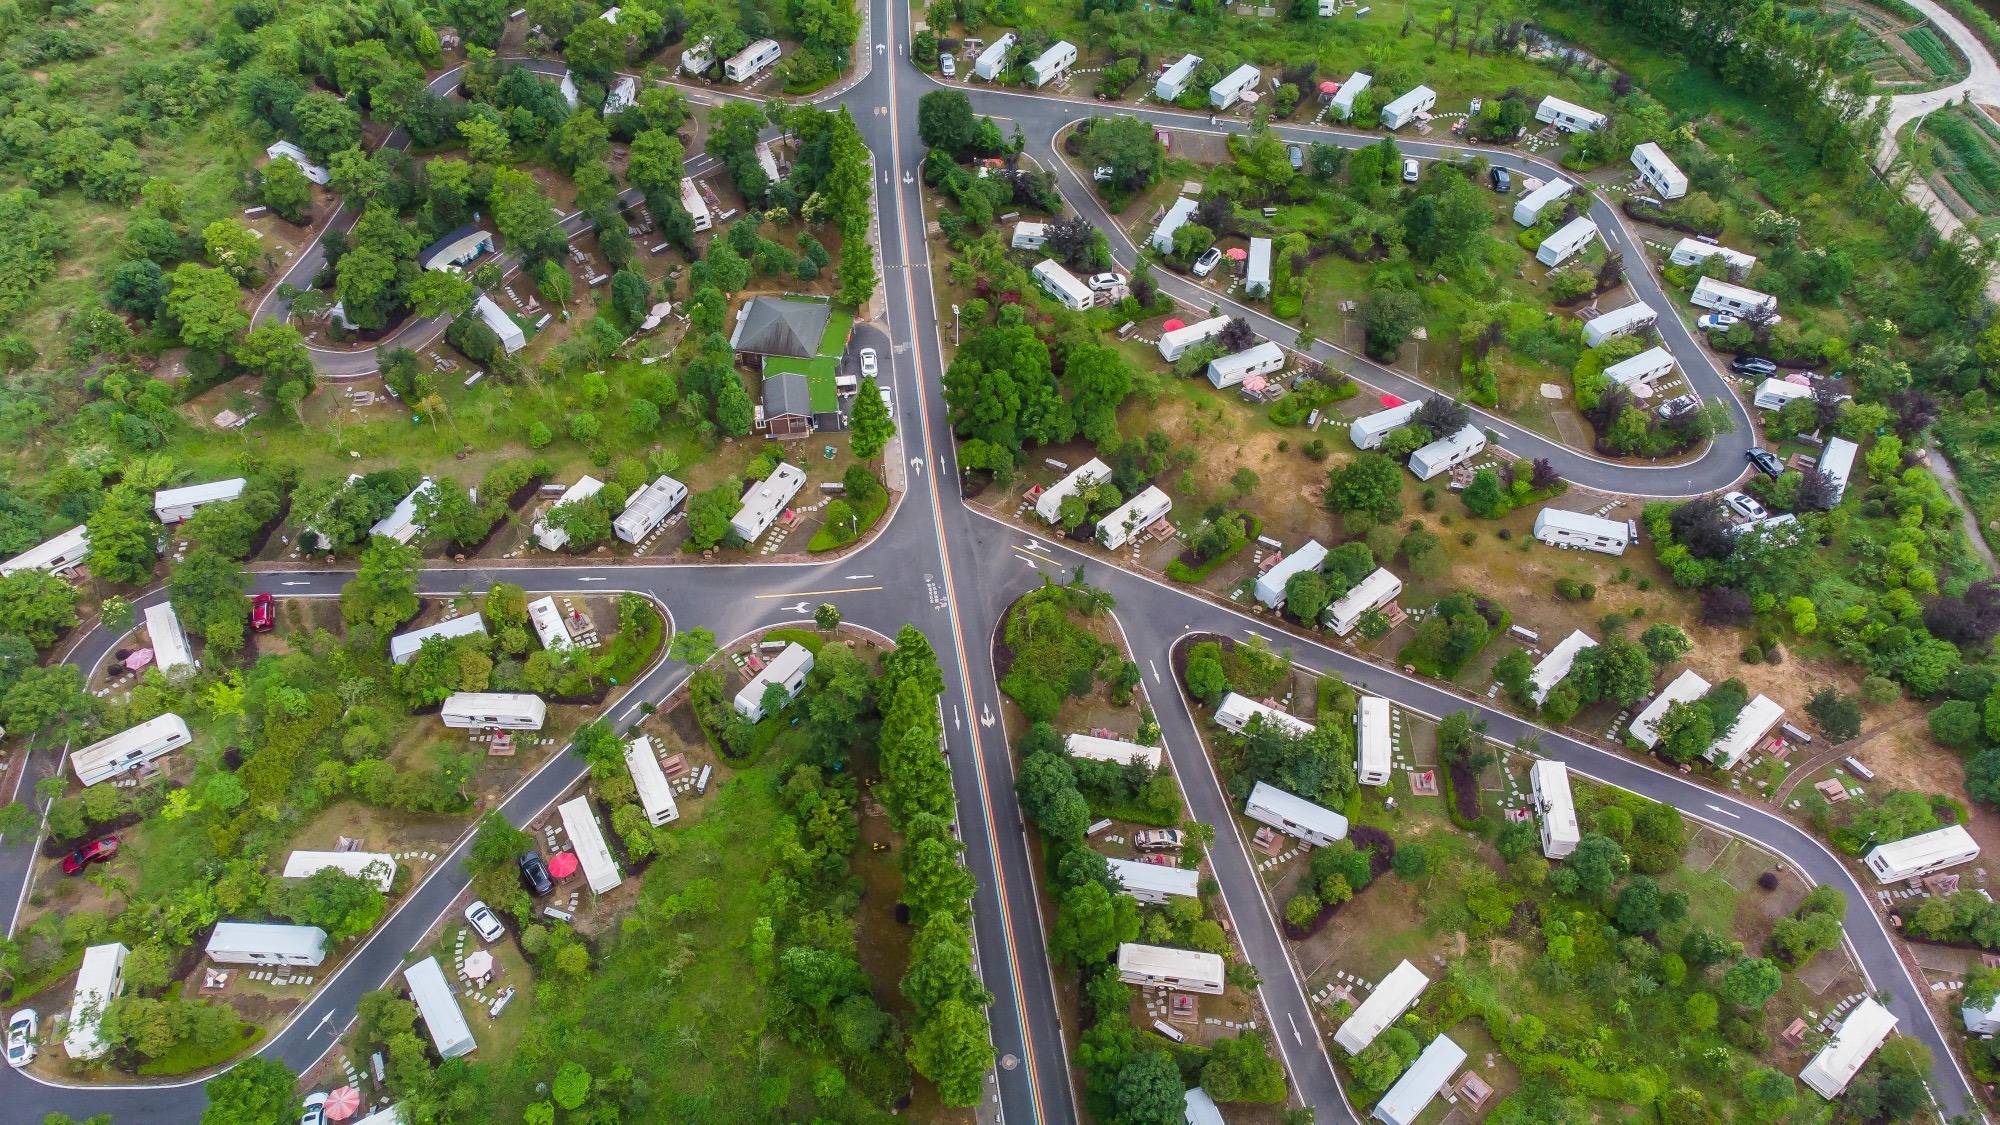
[952,303,960,346]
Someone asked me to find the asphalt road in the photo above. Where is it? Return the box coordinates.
[0,10,1982,1125]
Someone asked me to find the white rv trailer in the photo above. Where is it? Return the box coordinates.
[1512,178,1574,227]
[1863,824,1979,883]
[404,955,476,1059]
[731,463,807,543]
[154,478,247,524]
[972,32,1017,81]
[1800,999,1896,1099]
[1116,942,1225,994]
[1691,276,1778,318]
[1334,959,1429,1054]
[1349,399,1424,450]
[1253,538,1328,610]
[71,713,192,787]
[1379,85,1437,130]
[1528,630,1597,705]
[1063,733,1163,769]
[1535,95,1606,132]
[2,525,90,577]
[723,38,781,83]
[1329,72,1372,120]
[1244,780,1349,846]
[1210,64,1261,111]
[1150,197,1200,257]
[1356,696,1392,786]
[1754,377,1813,411]
[1026,41,1077,87]
[1206,341,1285,390]
[533,476,605,552]
[1629,669,1712,748]
[1032,259,1094,311]
[1011,221,1048,250]
[680,177,712,231]
[1155,313,1228,360]
[734,642,815,721]
[1706,694,1784,769]
[264,140,330,185]
[204,922,329,968]
[1408,424,1487,481]
[1155,54,1201,101]
[1245,236,1273,298]
[1536,216,1598,267]
[439,692,546,731]
[475,293,527,353]
[145,603,198,679]
[1532,508,1631,556]
[526,596,572,651]
[1669,237,1756,274]
[624,735,680,826]
[1818,436,1858,505]
[1372,1035,1467,1125]
[1582,303,1657,347]
[369,477,435,545]
[64,942,129,1060]
[1630,142,1689,199]
[1326,567,1402,636]
[1105,857,1200,904]
[1034,458,1112,524]
[613,475,688,543]
[1602,346,1677,387]
[389,615,487,665]
[1530,760,1580,858]
[1215,693,1315,738]
[1096,486,1172,550]
[558,795,622,894]
[283,850,396,892]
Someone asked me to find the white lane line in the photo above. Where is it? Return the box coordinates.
[1706,803,1742,819]
[1149,659,1161,684]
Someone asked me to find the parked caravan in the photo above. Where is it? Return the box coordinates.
[613,475,688,543]
[1530,760,1580,858]
[1156,313,1228,360]
[1669,237,1756,275]
[1027,40,1076,87]
[145,603,198,679]
[1210,64,1261,111]
[1754,377,1813,411]
[1630,142,1688,199]
[284,850,396,891]
[723,38,781,83]
[1379,85,1436,130]
[1349,399,1424,450]
[1245,237,1273,298]
[1408,424,1486,480]
[1356,696,1392,786]
[1800,999,1895,1099]
[1155,54,1201,101]
[475,294,527,353]
[1602,347,1677,387]
[403,956,476,1059]
[1582,303,1657,347]
[1818,436,1857,505]
[1253,538,1327,609]
[1864,824,1979,883]
[1512,178,1573,227]
[1533,508,1629,556]
[1206,341,1285,389]
[681,177,712,232]
[679,36,714,76]
[1535,216,1597,267]
[1630,669,1711,748]
[731,462,807,542]
[1032,259,1095,311]
[1244,780,1349,846]
[624,735,680,826]
[734,642,814,721]
[558,795,622,894]
[205,922,329,968]
[1064,733,1163,769]
[1011,221,1048,250]
[1334,960,1428,1053]
[154,478,246,524]
[1096,486,1172,550]
[1150,196,1200,256]
[1707,694,1783,769]
[1117,942,1225,994]
[1528,630,1596,705]
[264,141,330,185]
[439,692,546,731]
[64,943,128,1060]
[527,596,572,651]
[1329,72,1371,120]
[1326,567,1402,636]
[1,525,89,577]
[389,615,487,665]
[973,32,1017,80]
[1034,458,1111,523]
[72,714,192,787]
[1691,276,1777,319]
[1215,693,1314,738]
[603,75,637,114]
[1373,1035,1467,1125]
[533,476,605,551]
[1535,95,1606,132]
[1106,857,1200,904]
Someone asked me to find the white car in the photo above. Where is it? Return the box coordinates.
[1722,491,1768,521]
[859,347,878,378]
[1402,157,1420,182]
[5,1010,35,1069]
[1191,247,1223,277]
[939,53,956,77]
[465,900,505,943]
[1087,272,1124,292]
[301,1090,328,1125]
[1697,313,1739,331]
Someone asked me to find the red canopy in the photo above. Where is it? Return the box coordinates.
[1225,247,1248,261]
[1318,80,1341,94]
[1379,393,1405,407]
[547,851,579,879]
[1161,318,1185,331]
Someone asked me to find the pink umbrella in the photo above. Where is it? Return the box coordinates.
[547,851,579,880]
[323,1087,362,1121]
[1318,79,1341,95]
[1629,382,1655,399]
[1785,373,1811,385]
[1379,393,1405,408]
[1161,318,1185,332]
[462,950,494,980]
[1225,247,1248,261]
[124,649,154,671]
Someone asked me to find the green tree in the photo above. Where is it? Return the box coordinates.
[1185,641,1228,703]
[917,90,980,158]
[1459,468,1508,517]
[201,1056,299,1125]
[849,376,896,459]
[0,570,81,649]
[1719,957,1783,1009]
[1202,1031,1288,1103]
[815,603,842,631]
[1568,833,1629,897]
[908,998,996,1107]
[1325,453,1405,523]
[1050,881,1140,967]
[1079,114,1164,193]
[86,488,159,586]
[164,263,248,352]
[259,158,314,224]
[1360,286,1423,358]
[341,537,421,632]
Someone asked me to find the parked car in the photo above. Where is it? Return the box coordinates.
[1287,144,1303,171]
[301,1091,329,1125]
[61,836,119,876]
[1191,247,1223,277]
[1088,272,1125,292]
[1656,393,1700,420]
[1696,313,1739,332]
[858,347,878,378]
[1730,355,1778,377]
[518,850,553,896]
[1402,157,1420,182]
[939,53,955,77]
[1746,448,1784,479]
[1723,491,1768,521]
[465,900,505,943]
[1133,828,1185,852]
[249,593,276,632]
[1489,166,1511,192]
[5,1010,36,1069]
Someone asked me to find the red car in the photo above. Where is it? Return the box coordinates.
[249,594,275,633]
[61,836,118,876]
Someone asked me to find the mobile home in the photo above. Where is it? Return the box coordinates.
[723,38,781,83]
[533,475,605,552]
[1349,399,1423,450]
[1106,857,1200,904]
[624,735,680,827]
[558,795,622,894]
[475,294,527,353]
[731,462,807,542]
[72,713,192,786]
[1155,54,1201,101]
[1032,259,1095,311]
[64,942,129,1060]
[1536,216,1598,267]
[1582,302,1657,347]
[1965,993,2000,1036]
[1063,733,1162,770]
[1334,960,1428,1054]
[1156,313,1228,361]
[973,32,1016,80]
[1096,486,1172,550]
[1150,197,1200,256]
[1818,436,1857,505]
[264,140,330,186]
[1408,424,1487,481]
[679,35,714,76]
[1629,669,1712,748]
[734,642,814,721]
[1027,40,1076,87]
[439,692,546,731]
[1691,276,1777,319]
[613,475,687,544]
[284,850,396,892]
[1244,780,1349,846]
[1754,377,1813,411]
[1528,630,1596,704]
[1530,760,1579,858]
[1601,346,1677,388]
[1215,693,1315,738]
[1356,696,1392,786]
[1373,1035,1466,1125]
[389,615,487,665]
[681,177,712,232]
[1630,142,1688,200]
[1864,824,1979,883]
[1800,999,1895,1099]
[1669,238,1756,275]
[1329,72,1372,120]
[1011,221,1048,251]
[1253,538,1327,609]
[2,524,90,577]
[1116,942,1225,995]
[1512,178,1574,227]
[1326,567,1402,636]
[1706,693,1783,769]
[154,478,246,524]
[145,602,198,679]
[1535,95,1606,133]
[1210,64,1261,111]
[1245,237,1273,298]
[1379,85,1436,130]
[603,75,637,115]
[369,477,435,545]
[1034,458,1111,524]
[526,596,572,652]
[404,955,476,1059]
[204,922,329,968]
[1206,341,1285,390]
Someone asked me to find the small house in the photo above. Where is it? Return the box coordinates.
[1063,733,1162,769]
[1329,72,1372,120]
[1818,436,1857,505]
[154,478,247,524]
[1379,85,1437,130]
[1034,458,1111,524]
[680,36,714,76]
[1106,857,1200,904]
[1536,216,1598,267]
[1754,377,1813,411]
[1669,238,1756,275]
[205,922,329,968]
[761,372,817,439]
[724,38,781,83]
[1011,221,1048,250]
[625,735,680,827]
[1334,960,1429,1054]
[1096,486,1172,550]
[613,475,688,544]
[439,692,546,731]
[1032,259,1094,311]
[1027,40,1076,87]
[1155,54,1201,101]
[1210,64,1261,111]
[1582,302,1657,347]
[1349,399,1423,450]
[404,956,476,1059]
[734,642,814,721]
[1207,341,1285,390]
[1326,567,1402,636]
[1530,760,1579,858]
[1707,693,1783,769]
[283,850,396,892]
[730,462,807,542]
[973,32,1016,80]
[558,795,622,894]
[1150,197,1200,256]
[1,524,90,578]
[1535,95,1607,133]
[1215,693,1315,738]
[1373,1035,1466,1125]
[1631,142,1688,200]
[72,713,191,787]
[527,596,572,651]
[389,615,487,665]
[533,476,605,551]
[1253,538,1327,609]
[64,942,128,1060]
[1512,178,1574,227]
[1116,942,1224,995]
[475,294,526,353]
[145,603,198,680]
[264,140,330,186]
[1156,313,1228,361]
[1691,276,1777,319]
[1408,424,1487,481]
[1356,696,1392,786]
[1528,630,1597,704]
[681,177,712,232]
[1629,668,1712,748]
[1800,999,1896,1099]
[1602,347,1677,388]
[1244,779,1349,846]
[1244,236,1272,298]
[603,75,637,115]
[1864,824,1979,883]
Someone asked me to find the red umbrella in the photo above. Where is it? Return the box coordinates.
[1161,318,1185,332]
[125,648,154,671]
[1318,80,1341,95]
[324,1087,362,1122]
[547,851,579,880]
[1225,247,1248,261]
[1379,393,1405,408]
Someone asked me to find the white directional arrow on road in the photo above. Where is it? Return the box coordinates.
[310,1010,336,1038]
[783,601,814,613]
[979,704,995,728]
[281,580,312,586]
[953,705,962,730]
[578,577,606,582]
[909,456,924,475]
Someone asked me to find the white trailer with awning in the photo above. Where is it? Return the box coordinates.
[1356,696,1392,786]
[284,850,396,891]
[1215,693,1314,738]
[1,524,89,577]
[1691,276,1777,318]
[1536,95,1606,132]
[1531,760,1579,858]
[558,795,623,894]
[1582,303,1657,347]
[1329,72,1371,120]
[205,922,329,967]
[1327,567,1402,636]
[1629,669,1711,747]
[1379,85,1436,130]
[1206,341,1285,390]
[1529,630,1596,704]
[440,692,546,731]
[1865,824,1979,883]
[154,478,247,523]
[1106,857,1200,903]
[72,713,192,786]
[1801,998,1895,1099]
[1670,237,1756,274]
[1155,54,1201,101]
[1349,399,1423,450]
[1244,780,1348,846]
[533,476,605,551]
[527,596,573,651]
[1602,346,1676,388]
[370,478,434,544]
[1097,487,1172,550]
[1536,216,1598,267]
[1116,942,1224,994]
[404,955,476,1059]
[1533,508,1630,556]
[1034,458,1111,524]
[1408,425,1487,481]
[1156,312,1228,360]
[1255,538,1327,609]
[145,603,198,679]
[1706,694,1783,769]
[625,735,680,826]
[1064,732,1162,769]
[1631,142,1688,199]
[1334,959,1428,1053]
[1150,197,1201,257]
[1754,377,1814,411]
[614,475,687,543]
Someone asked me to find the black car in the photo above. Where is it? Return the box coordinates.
[517,850,553,896]
[1730,356,1778,377]
[1489,166,1511,192]
[1746,448,1784,479]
